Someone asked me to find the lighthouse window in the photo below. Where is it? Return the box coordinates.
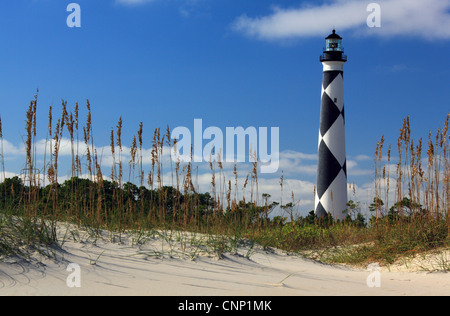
[326,39,342,51]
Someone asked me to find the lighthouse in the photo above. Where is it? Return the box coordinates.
[315,30,348,221]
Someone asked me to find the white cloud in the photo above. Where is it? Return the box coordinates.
[0,136,378,217]
[232,0,450,40]
[0,139,24,156]
[0,136,373,180]
[352,154,371,161]
[347,159,373,176]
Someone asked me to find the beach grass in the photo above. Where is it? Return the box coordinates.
[0,93,448,268]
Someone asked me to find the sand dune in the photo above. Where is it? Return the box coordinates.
[0,226,448,296]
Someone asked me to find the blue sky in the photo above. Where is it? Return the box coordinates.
[0,0,449,216]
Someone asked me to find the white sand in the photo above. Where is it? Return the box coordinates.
[0,225,448,296]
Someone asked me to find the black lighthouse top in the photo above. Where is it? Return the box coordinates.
[320,30,347,62]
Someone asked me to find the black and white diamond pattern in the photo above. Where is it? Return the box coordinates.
[315,70,347,220]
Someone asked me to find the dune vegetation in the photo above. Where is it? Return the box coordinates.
[0,93,448,267]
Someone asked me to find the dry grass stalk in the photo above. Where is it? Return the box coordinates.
[1,94,448,266]
[374,115,449,235]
